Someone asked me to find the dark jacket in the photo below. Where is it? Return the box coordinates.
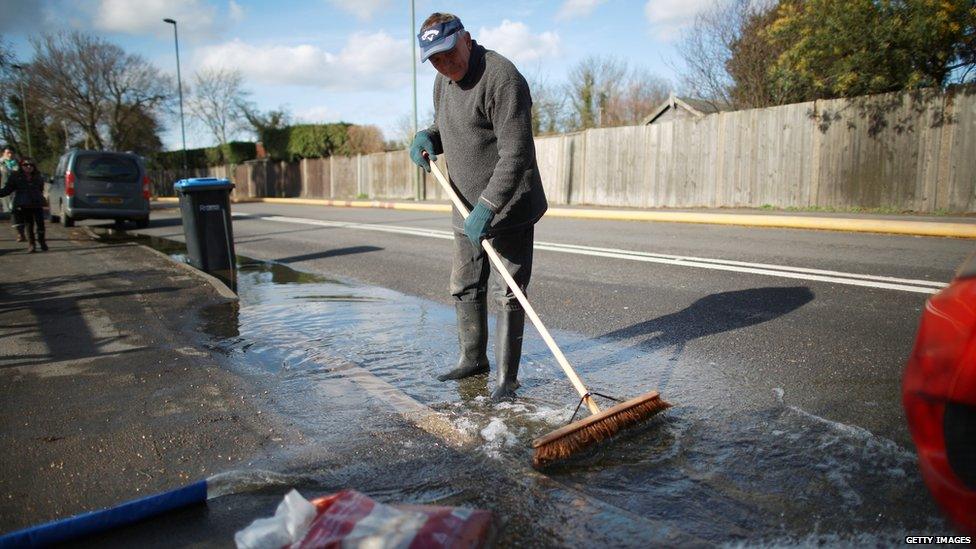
[427,41,548,235]
[0,167,45,209]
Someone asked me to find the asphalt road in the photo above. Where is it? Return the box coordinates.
[133,202,974,448]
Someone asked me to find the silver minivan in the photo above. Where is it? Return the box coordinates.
[48,150,151,228]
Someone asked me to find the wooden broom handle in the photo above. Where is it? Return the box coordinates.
[426,155,600,415]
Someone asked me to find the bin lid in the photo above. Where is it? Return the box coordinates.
[174,177,234,192]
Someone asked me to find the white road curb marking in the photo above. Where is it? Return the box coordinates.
[233,213,946,295]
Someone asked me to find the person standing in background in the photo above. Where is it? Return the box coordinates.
[0,146,24,242]
[0,157,47,252]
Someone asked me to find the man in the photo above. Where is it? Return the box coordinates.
[409,13,548,401]
[0,146,24,242]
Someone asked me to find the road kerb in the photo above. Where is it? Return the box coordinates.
[152,197,976,238]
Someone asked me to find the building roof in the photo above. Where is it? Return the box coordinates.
[641,93,730,125]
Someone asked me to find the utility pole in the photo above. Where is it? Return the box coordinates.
[164,18,188,179]
[11,64,32,158]
[411,0,423,201]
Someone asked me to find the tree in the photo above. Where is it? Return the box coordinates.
[390,110,434,150]
[0,40,25,150]
[726,4,787,107]
[28,32,170,153]
[767,0,976,101]
[346,125,385,155]
[524,73,565,135]
[0,42,68,170]
[565,56,626,130]
[565,57,669,129]
[188,68,250,146]
[674,0,778,109]
[112,104,162,153]
[602,68,670,126]
[240,104,290,141]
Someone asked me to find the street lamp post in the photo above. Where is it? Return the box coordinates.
[411,0,423,201]
[11,64,32,158]
[163,18,188,179]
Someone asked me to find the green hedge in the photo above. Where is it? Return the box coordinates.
[150,141,257,169]
[150,123,368,166]
[261,123,352,161]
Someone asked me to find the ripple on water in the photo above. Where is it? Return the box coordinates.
[178,251,946,543]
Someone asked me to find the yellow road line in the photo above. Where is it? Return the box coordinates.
[151,197,976,238]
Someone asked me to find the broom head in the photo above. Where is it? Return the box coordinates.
[531,391,671,468]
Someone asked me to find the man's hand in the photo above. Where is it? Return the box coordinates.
[409,131,436,172]
[464,203,494,248]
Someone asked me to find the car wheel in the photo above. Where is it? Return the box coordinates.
[135,217,150,229]
[50,204,59,223]
[61,204,74,227]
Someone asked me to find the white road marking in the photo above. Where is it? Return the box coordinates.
[233,213,946,295]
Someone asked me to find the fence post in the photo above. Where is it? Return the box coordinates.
[356,154,363,197]
[328,156,335,198]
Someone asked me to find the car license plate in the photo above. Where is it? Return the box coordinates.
[97,197,124,204]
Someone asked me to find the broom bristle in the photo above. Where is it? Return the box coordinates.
[531,391,671,468]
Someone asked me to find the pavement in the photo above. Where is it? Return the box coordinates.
[154,197,976,239]
[0,222,307,542]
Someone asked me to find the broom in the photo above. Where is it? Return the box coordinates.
[425,154,671,468]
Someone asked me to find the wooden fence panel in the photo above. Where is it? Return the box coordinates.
[535,134,570,205]
[366,150,413,199]
[945,89,976,212]
[300,158,327,198]
[331,156,359,198]
[232,164,250,199]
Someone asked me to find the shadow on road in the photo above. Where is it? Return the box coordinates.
[0,276,179,369]
[276,246,383,264]
[593,286,815,390]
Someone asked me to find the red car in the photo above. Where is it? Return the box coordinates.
[904,251,976,536]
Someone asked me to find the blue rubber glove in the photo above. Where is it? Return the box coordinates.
[464,203,495,248]
[409,131,436,172]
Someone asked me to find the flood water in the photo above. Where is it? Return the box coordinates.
[101,229,949,545]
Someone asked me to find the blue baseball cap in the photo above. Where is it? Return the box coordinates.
[418,18,464,62]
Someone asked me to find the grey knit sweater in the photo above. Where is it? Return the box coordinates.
[427,42,548,234]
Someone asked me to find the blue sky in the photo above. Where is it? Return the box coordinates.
[1,0,711,150]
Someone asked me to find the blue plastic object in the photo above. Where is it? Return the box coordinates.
[174,178,233,193]
[0,480,207,547]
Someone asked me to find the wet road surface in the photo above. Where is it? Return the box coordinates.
[89,204,975,543]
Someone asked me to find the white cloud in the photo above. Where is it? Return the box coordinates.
[326,0,391,21]
[476,20,561,66]
[557,0,606,20]
[228,0,245,22]
[94,0,217,36]
[296,105,342,123]
[195,31,411,91]
[643,0,713,40]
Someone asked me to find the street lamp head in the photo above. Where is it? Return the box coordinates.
[163,18,176,24]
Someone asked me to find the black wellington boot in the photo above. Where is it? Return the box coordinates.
[438,301,490,381]
[491,308,525,401]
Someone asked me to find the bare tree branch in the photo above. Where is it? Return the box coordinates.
[28,32,171,152]
[188,67,251,146]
